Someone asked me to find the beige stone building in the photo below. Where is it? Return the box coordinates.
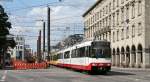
[83,0,150,68]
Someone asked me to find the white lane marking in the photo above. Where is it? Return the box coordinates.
[0,70,7,82]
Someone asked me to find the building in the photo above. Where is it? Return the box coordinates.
[24,45,33,60]
[83,0,150,68]
[11,35,25,61]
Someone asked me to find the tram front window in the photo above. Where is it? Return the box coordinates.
[91,49,111,58]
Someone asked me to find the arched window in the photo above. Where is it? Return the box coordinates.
[138,0,142,16]
[132,25,135,37]
[138,44,143,63]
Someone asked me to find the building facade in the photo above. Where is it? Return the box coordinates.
[11,35,25,61]
[24,45,33,59]
[83,0,150,68]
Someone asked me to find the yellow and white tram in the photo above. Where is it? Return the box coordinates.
[53,40,111,74]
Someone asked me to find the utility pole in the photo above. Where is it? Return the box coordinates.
[43,21,46,60]
[37,39,39,62]
[39,30,42,62]
[47,7,50,61]
[47,0,62,61]
[37,30,42,63]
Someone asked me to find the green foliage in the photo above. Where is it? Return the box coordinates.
[0,5,16,51]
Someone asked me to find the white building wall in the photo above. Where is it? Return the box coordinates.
[83,0,150,68]
[11,35,25,61]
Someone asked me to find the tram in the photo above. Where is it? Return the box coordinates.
[53,40,111,74]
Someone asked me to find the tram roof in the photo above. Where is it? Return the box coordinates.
[56,40,109,54]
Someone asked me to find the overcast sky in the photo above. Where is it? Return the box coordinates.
[1,0,96,51]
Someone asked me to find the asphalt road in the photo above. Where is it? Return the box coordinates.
[0,66,150,82]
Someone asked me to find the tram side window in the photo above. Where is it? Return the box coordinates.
[64,51,70,59]
[58,53,63,59]
[88,46,94,57]
[71,50,76,58]
[85,46,90,57]
[78,47,85,57]
[75,49,78,57]
[53,55,58,60]
[91,47,96,58]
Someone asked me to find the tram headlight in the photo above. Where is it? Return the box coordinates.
[98,63,103,66]
[91,63,97,66]
[107,63,111,66]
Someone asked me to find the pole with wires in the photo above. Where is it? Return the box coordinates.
[47,7,50,61]
[43,21,46,60]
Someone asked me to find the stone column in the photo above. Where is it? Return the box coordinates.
[116,54,120,66]
[124,53,127,67]
[143,52,150,68]
[133,53,136,67]
[136,52,141,68]
[115,54,117,66]
[120,53,123,67]
[112,54,115,66]
[129,53,134,67]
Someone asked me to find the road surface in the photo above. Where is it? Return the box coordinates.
[0,66,150,82]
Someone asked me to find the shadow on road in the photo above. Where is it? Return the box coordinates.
[105,71,136,76]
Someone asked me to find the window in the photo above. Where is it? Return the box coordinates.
[121,29,124,40]
[121,7,124,23]
[117,30,119,41]
[100,10,102,18]
[131,1,135,19]
[113,0,115,9]
[102,19,105,28]
[109,15,111,27]
[93,15,94,23]
[104,19,106,27]
[64,51,70,58]
[97,22,99,30]
[126,27,129,38]
[85,46,90,57]
[138,23,142,35]
[113,13,115,28]
[78,47,85,57]
[117,0,119,7]
[109,3,111,13]
[113,31,115,42]
[117,11,119,25]
[106,6,108,14]
[132,25,135,37]
[99,21,102,28]
[20,46,23,49]
[97,12,99,20]
[126,4,129,22]
[106,17,108,27]
[138,0,142,16]
[94,14,96,22]
[103,8,105,16]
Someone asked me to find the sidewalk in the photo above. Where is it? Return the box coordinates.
[112,66,150,72]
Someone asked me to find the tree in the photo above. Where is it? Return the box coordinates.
[0,5,16,68]
[0,5,15,50]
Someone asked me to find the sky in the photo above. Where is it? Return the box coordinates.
[0,0,96,51]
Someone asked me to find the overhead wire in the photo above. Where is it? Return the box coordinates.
[5,1,59,12]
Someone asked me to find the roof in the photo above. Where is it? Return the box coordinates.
[82,0,102,17]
